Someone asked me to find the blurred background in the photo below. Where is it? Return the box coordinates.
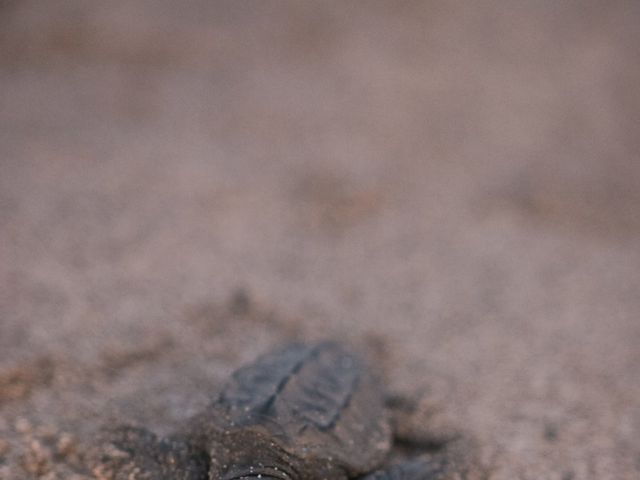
[1,1,639,479]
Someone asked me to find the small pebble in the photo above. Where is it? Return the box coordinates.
[0,438,10,457]
[15,417,32,434]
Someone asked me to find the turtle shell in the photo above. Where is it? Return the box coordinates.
[208,342,391,480]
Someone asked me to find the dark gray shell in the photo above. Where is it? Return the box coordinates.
[207,342,391,480]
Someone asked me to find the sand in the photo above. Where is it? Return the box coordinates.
[1,1,639,479]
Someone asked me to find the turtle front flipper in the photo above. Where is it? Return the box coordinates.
[88,425,209,480]
[360,459,450,480]
[360,439,488,480]
[359,456,482,480]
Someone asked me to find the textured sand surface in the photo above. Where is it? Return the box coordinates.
[1,1,639,479]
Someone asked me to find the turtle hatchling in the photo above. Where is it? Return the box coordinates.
[91,342,481,480]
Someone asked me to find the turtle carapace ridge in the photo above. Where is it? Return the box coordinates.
[219,343,362,431]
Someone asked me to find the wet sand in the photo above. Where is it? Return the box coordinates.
[1,2,639,478]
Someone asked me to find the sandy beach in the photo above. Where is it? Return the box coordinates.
[1,2,639,478]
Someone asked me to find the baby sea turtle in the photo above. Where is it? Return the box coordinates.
[91,342,479,480]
